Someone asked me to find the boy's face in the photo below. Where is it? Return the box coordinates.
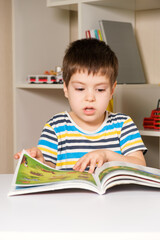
[64,70,116,131]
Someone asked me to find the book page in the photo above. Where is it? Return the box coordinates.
[13,150,97,188]
[95,161,160,191]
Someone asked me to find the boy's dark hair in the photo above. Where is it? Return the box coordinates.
[62,38,118,87]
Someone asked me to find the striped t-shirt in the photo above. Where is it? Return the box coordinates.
[38,111,146,170]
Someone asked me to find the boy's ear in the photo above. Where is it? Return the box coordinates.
[109,81,117,100]
[63,82,68,98]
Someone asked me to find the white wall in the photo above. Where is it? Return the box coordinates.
[136,9,160,84]
[0,0,13,173]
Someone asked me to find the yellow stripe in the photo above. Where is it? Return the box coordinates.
[57,130,121,140]
[45,123,53,129]
[38,146,57,156]
[56,161,77,167]
[121,139,143,151]
[124,118,132,124]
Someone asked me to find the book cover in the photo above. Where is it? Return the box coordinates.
[99,20,146,84]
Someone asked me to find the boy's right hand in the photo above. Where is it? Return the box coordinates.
[14,147,45,163]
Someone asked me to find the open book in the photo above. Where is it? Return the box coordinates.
[9,150,160,196]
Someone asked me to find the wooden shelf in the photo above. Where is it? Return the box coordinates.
[16,84,64,89]
[47,0,160,11]
[117,83,160,88]
[47,0,78,10]
[140,129,160,137]
[16,83,160,90]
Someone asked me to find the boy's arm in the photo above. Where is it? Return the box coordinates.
[73,149,146,174]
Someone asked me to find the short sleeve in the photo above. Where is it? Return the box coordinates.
[120,117,147,155]
[37,122,58,164]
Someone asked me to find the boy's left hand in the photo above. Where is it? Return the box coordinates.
[73,150,107,174]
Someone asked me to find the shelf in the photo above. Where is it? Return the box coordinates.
[16,83,160,90]
[116,84,160,89]
[140,129,160,137]
[47,0,160,11]
[16,84,64,89]
[47,0,78,10]
[47,0,136,10]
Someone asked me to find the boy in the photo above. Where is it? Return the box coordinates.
[14,38,146,173]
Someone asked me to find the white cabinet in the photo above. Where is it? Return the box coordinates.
[13,0,160,168]
[12,0,71,161]
[47,0,160,168]
[140,130,160,168]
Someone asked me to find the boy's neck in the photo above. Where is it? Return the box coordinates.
[68,111,107,132]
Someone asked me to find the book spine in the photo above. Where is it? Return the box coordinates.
[85,30,91,38]
[99,20,108,44]
[98,29,103,41]
[94,29,99,39]
[90,29,95,38]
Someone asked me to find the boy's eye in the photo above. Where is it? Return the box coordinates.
[75,88,84,91]
[97,88,106,92]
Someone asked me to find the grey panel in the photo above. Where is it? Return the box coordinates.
[99,20,146,84]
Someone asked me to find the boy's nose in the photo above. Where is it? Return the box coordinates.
[85,90,95,102]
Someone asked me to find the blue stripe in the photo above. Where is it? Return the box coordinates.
[57,152,88,160]
[106,122,123,130]
[38,139,57,149]
[120,133,141,146]
[54,122,123,135]
[54,125,76,133]
[57,150,122,160]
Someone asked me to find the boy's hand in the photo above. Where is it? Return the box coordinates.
[14,147,45,163]
[73,150,146,174]
[73,150,107,174]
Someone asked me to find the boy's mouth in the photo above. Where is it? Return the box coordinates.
[83,107,95,115]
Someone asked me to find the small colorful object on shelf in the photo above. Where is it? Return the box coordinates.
[28,67,63,84]
[143,99,160,130]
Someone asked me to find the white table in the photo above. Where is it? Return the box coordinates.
[1,174,160,240]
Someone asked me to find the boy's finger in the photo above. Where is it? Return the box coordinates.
[79,158,92,172]
[88,166,95,174]
[79,164,87,172]
[14,152,21,159]
[88,160,97,173]
[26,148,37,158]
[73,156,85,170]
[29,151,37,157]
[73,161,80,169]
[97,159,103,167]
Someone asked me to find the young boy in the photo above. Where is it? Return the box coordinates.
[14,38,147,173]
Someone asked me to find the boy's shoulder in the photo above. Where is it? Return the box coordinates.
[108,112,130,123]
[47,111,70,127]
